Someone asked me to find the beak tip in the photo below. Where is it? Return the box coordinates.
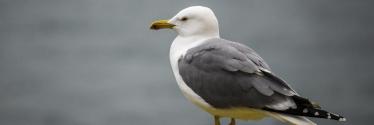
[150,25,159,30]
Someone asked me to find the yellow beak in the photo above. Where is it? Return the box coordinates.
[150,20,175,30]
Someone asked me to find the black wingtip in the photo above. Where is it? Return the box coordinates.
[264,107,346,122]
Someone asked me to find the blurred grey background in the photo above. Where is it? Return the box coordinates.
[0,0,373,125]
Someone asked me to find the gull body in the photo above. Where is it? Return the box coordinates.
[170,35,268,120]
[169,23,268,121]
[151,6,345,125]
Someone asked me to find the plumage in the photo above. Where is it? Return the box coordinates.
[150,5,346,125]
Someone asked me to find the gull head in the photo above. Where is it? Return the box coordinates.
[150,6,220,37]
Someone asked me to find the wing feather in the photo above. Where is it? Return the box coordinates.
[179,38,297,110]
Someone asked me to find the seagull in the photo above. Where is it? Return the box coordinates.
[150,6,345,125]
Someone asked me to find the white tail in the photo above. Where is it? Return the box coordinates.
[266,112,317,125]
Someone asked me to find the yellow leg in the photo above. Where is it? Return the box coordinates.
[229,118,235,125]
[214,116,221,125]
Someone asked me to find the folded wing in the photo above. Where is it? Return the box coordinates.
[178,38,297,110]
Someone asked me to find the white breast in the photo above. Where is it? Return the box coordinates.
[169,36,213,108]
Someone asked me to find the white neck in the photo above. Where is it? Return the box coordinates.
[170,35,219,60]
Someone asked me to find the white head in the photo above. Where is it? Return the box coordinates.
[150,6,220,38]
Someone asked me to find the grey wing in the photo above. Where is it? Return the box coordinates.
[228,41,271,70]
[178,38,297,110]
[228,41,299,95]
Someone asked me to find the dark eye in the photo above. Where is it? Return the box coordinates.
[181,17,188,21]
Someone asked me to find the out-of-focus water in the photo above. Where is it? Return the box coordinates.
[0,0,373,125]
